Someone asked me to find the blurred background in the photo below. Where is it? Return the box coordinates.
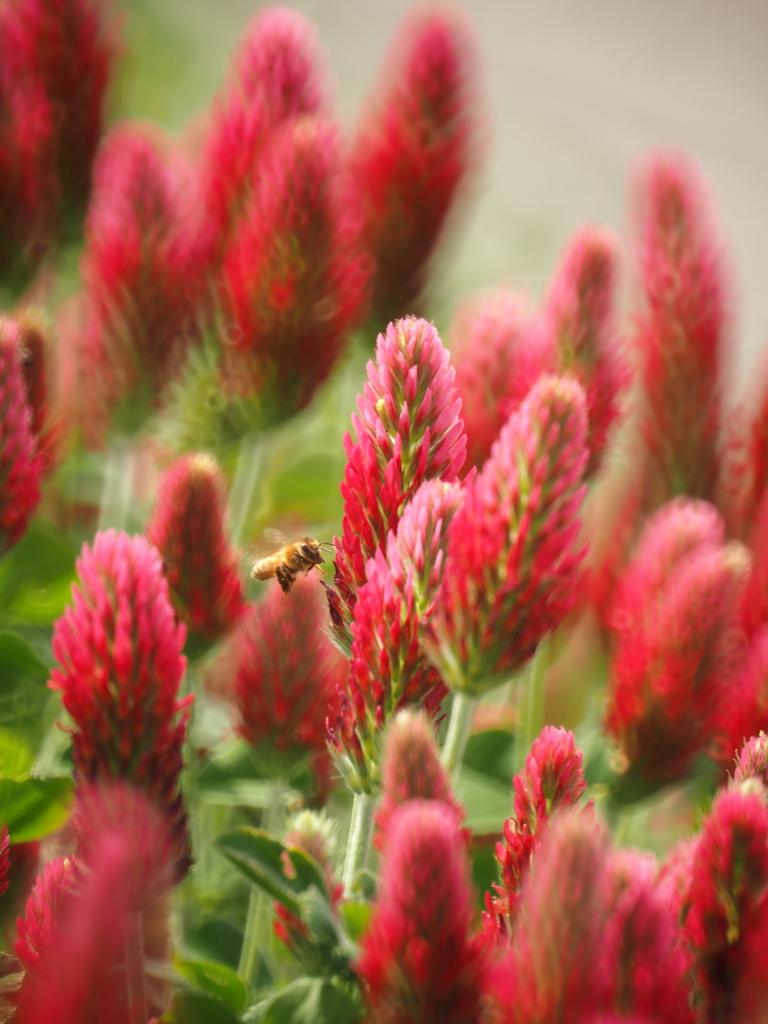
[119,0,768,389]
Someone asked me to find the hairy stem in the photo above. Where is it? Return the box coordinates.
[515,637,550,770]
[342,792,375,899]
[229,431,264,548]
[98,434,135,531]
[441,691,478,775]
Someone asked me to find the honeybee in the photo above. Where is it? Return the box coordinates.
[250,534,335,596]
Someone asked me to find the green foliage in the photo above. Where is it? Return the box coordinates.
[243,978,360,1024]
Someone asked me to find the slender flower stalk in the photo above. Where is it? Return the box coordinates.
[357,801,490,1024]
[450,289,556,472]
[349,7,483,324]
[145,453,245,646]
[48,529,192,879]
[0,317,43,554]
[427,375,589,698]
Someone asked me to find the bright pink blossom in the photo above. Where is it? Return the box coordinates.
[1,0,117,213]
[219,116,369,427]
[234,574,345,783]
[358,801,490,1024]
[375,710,466,849]
[145,453,245,644]
[349,7,482,323]
[81,123,202,434]
[427,375,589,696]
[15,857,73,978]
[331,317,466,649]
[632,153,730,506]
[544,225,628,476]
[734,734,768,788]
[679,785,768,1022]
[450,289,557,472]
[49,530,191,877]
[605,499,748,784]
[0,318,43,553]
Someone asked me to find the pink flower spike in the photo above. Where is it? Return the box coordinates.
[734,733,768,789]
[544,225,628,476]
[349,7,483,324]
[145,453,245,644]
[450,288,557,472]
[0,317,43,553]
[218,116,370,428]
[15,856,74,979]
[358,801,490,1024]
[632,152,730,506]
[49,529,191,879]
[427,375,589,696]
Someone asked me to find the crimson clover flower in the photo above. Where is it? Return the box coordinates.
[49,529,192,878]
[734,734,768,788]
[331,316,465,651]
[145,453,245,646]
[357,801,490,1024]
[349,7,483,325]
[427,375,589,696]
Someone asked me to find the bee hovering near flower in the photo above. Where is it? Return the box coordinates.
[250,532,335,595]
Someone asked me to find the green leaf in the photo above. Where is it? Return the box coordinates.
[0,776,73,840]
[185,918,244,973]
[454,766,511,835]
[216,829,328,917]
[196,740,303,807]
[0,522,77,625]
[176,958,246,1012]
[0,729,34,778]
[163,989,242,1024]
[339,901,371,944]
[463,729,516,785]
[0,632,55,752]
[243,978,359,1024]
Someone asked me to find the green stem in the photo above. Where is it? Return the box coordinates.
[124,910,147,1024]
[342,792,375,900]
[238,779,285,988]
[515,637,550,771]
[229,431,264,547]
[441,691,478,775]
[97,434,135,532]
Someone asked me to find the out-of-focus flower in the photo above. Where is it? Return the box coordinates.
[0,826,9,898]
[632,153,729,507]
[358,800,489,1024]
[484,727,587,943]
[331,317,466,649]
[145,453,245,645]
[719,629,768,770]
[80,123,202,436]
[49,529,191,878]
[349,7,482,324]
[605,499,749,786]
[427,375,589,697]
[16,311,61,475]
[450,288,557,472]
[374,709,466,849]
[234,574,345,783]
[0,318,43,554]
[678,785,768,1022]
[544,225,628,477]
[218,116,370,429]
[15,857,73,978]
[738,487,768,639]
[199,5,327,261]
[734,734,768,788]
[1,0,117,215]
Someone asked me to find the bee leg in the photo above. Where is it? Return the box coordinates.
[276,566,291,595]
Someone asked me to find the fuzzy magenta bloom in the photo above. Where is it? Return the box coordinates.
[633,153,729,506]
[734,734,768,788]
[15,857,73,977]
[1,0,117,212]
[49,530,191,876]
[234,574,345,781]
[375,710,466,850]
[218,116,370,428]
[679,785,768,1022]
[16,312,61,475]
[329,546,446,794]
[450,289,556,473]
[145,453,245,644]
[544,225,628,476]
[358,801,489,1024]
[349,7,482,323]
[738,487,768,638]
[81,123,201,434]
[0,318,43,553]
[199,5,327,258]
[484,727,587,942]
[605,500,749,784]
[719,630,768,767]
[427,375,588,696]
[332,317,466,647]
[0,825,9,898]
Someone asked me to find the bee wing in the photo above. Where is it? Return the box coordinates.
[263,527,288,548]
